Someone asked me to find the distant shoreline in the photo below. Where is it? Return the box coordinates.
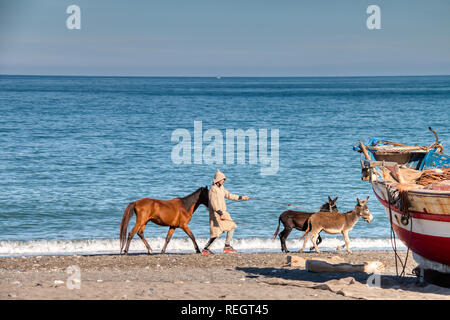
[1,74,450,78]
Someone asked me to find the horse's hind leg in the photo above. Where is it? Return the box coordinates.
[279,227,292,253]
[161,227,176,254]
[124,224,140,254]
[137,224,153,254]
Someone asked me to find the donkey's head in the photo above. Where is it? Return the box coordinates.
[355,196,373,223]
[320,196,339,212]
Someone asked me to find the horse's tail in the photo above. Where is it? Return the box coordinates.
[272,217,282,240]
[120,201,136,254]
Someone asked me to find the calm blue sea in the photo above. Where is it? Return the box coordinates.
[1,75,449,256]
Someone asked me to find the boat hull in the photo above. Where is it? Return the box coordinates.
[372,182,450,267]
[408,189,450,215]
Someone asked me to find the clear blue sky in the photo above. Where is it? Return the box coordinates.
[0,0,449,76]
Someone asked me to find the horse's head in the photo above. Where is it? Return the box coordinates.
[355,196,373,223]
[198,185,209,208]
[320,196,339,212]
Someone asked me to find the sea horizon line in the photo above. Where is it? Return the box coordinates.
[1,73,450,79]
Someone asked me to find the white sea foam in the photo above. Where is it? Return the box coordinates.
[0,237,405,257]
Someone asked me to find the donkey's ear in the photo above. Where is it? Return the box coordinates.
[328,195,332,202]
[364,196,370,202]
[333,197,338,203]
[357,198,361,205]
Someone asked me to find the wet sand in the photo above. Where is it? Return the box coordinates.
[0,250,449,300]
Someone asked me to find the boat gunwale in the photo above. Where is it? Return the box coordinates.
[372,182,450,220]
[407,189,450,197]
[372,176,450,197]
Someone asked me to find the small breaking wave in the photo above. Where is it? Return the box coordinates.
[0,237,405,257]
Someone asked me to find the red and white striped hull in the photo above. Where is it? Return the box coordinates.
[372,181,450,268]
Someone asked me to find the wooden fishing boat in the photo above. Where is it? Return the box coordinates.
[354,127,450,281]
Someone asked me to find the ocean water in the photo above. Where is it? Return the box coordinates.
[0,75,449,256]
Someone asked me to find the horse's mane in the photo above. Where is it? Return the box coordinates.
[180,187,202,210]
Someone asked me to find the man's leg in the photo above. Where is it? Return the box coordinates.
[225,229,234,246]
[224,229,237,253]
[203,237,217,250]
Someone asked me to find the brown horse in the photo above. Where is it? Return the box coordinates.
[119,186,209,255]
[272,196,339,253]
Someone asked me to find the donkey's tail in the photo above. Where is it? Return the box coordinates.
[272,217,282,240]
[299,218,312,241]
[120,201,136,254]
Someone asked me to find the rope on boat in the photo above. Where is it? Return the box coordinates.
[404,215,413,277]
[429,126,444,153]
[387,186,412,278]
[416,167,450,186]
[387,189,402,276]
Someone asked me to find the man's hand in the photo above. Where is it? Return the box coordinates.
[220,215,227,221]
[242,196,250,201]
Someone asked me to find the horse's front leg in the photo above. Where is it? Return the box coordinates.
[181,225,201,253]
[161,226,176,254]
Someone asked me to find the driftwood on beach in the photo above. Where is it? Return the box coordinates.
[286,255,386,274]
[306,260,386,274]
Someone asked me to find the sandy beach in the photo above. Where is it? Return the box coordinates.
[0,250,449,300]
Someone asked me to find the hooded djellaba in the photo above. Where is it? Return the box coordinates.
[202,169,250,255]
[208,169,247,238]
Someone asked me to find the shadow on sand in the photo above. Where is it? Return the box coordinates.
[235,266,448,297]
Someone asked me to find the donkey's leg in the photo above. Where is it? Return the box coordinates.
[137,224,153,255]
[182,225,201,253]
[279,227,292,253]
[336,231,350,252]
[310,233,322,251]
[342,231,352,254]
[317,234,323,246]
[311,233,321,253]
[161,227,176,254]
[299,231,312,253]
